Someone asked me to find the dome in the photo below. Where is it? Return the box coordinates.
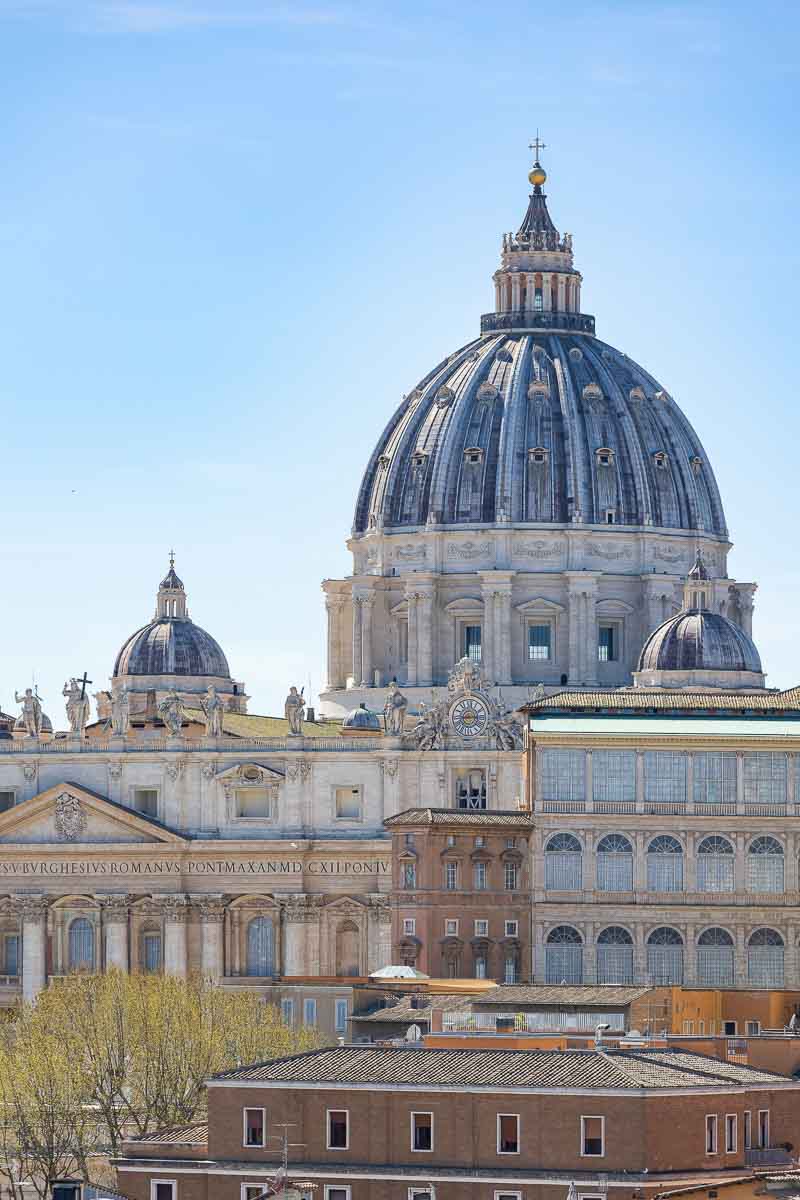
[341,703,382,732]
[114,619,230,679]
[637,610,763,675]
[354,330,727,534]
[14,711,53,734]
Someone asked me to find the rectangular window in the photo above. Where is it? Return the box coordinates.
[474,919,489,937]
[403,918,416,935]
[335,998,348,1034]
[528,623,551,660]
[3,934,19,977]
[504,863,519,890]
[445,919,459,936]
[445,862,458,890]
[746,1020,761,1036]
[303,998,317,1027]
[644,751,688,806]
[534,288,543,311]
[244,1188,271,1200]
[325,1190,351,1200]
[598,624,616,662]
[496,1194,523,1200]
[405,833,415,847]
[411,1111,433,1151]
[706,1114,718,1155]
[142,932,162,973]
[744,753,787,806]
[541,748,586,803]
[281,998,295,1026]
[243,1107,265,1148]
[0,790,15,813]
[475,955,487,979]
[235,788,272,818]
[464,624,482,662]
[334,787,362,820]
[744,1111,752,1150]
[581,1115,604,1157]
[758,1110,769,1149]
[725,1114,737,1153]
[693,752,737,805]
[504,954,518,984]
[505,920,519,937]
[327,1109,349,1149]
[455,768,487,809]
[51,1189,81,1200]
[592,750,636,804]
[403,863,416,889]
[132,788,158,817]
[474,862,487,890]
[151,1185,176,1200]
[409,1192,432,1200]
[497,1113,520,1154]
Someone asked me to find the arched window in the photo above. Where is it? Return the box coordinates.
[647,836,684,893]
[246,916,274,977]
[596,834,633,892]
[697,927,734,987]
[596,926,634,985]
[748,928,784,989]
[748,837,784,893]
[68,917,95,972]
[544,833,582,891]
[335,921,360,977]
[646,927,684,985]
[697,836,735,893]
[545,925,583,985]
[141,928,162,974]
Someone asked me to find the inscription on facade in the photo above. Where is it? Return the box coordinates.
[0,858,389,878]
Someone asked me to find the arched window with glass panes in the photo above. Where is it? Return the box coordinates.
[596,834,633,892]
[246,916,274,977]
[646,927,684,985]
[697,927,734,987]
[545,925,582,984]
[68,917,95,972]
[747,837,784,893]
[544,833,582,891]
[647,835,684,892]
[748,928,784,989]
[697,836,735,893]
[596,926,634,985]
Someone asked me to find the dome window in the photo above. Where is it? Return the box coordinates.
[477,382,499,401]
[653,452,668,470]
[495,347,513,363]
[464,447,484,465]
[596,447,615,467]
[569,347,583,362]
[528,446,549,465]
[410,451,428,469]
[629,386,646,403]
[690,455,703,475]
[435,385,454,408]
[528,380,549,398]
[378,454,390,470]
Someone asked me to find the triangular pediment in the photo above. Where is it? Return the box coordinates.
[214,763,285,784]
[0,783,189,847]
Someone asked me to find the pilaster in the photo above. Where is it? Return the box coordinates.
[15,894,48,1003]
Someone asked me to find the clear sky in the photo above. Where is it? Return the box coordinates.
[1,0,798,721]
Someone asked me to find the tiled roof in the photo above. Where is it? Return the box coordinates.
[130,1122,208,1146]
[211,1045,792,1091]
[523,687,800,714]
[182,708,344,739]
[473,985,653,1006]
[385,809,533,827]
[355,994,474,1023]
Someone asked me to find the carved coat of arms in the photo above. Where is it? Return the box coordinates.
[54,793,87,842]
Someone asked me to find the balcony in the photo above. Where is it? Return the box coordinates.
[480,310,596,335]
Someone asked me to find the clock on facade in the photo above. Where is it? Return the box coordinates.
[449,695,490,737]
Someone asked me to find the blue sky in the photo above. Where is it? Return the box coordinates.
[0,0,798,719]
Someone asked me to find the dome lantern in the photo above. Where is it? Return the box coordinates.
[156,551,188,620]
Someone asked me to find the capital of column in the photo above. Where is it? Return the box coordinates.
[13,894,49,923]
[281,895,324,924]
[98,895,130,925]
[154,895,190,924]
[194,897,227,924]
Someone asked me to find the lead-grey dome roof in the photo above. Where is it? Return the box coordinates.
[114,619,231,678]
[354,331,727,534]
[342,703,382,731]
[637,611,762,674]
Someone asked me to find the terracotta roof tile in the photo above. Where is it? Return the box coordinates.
[385,809,533,827]
[131,1122,208,1146]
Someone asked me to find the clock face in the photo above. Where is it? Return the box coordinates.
[450,696,489,737]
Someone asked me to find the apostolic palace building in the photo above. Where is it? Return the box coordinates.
[1,149,797,1006]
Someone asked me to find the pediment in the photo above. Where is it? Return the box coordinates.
[214,763,285,785]
[0,783,188,847]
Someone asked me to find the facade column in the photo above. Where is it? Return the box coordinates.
[405,586,419,686]
[100,896,130,972]
[162,898,189,977]
[566,577,582,685]
[325,595,346,690]
[367,897,392,974]
[511,274,521,310]
[524,273,534,311]
[351,597,363,687]
[281,899,309,975]
[196,898,226,981]
[359,593,375,686]
[416,583,435,686]
[16,895,48,1004]
[494,279,501,310]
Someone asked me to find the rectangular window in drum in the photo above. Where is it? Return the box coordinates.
[528,623,551,660]
[464,625,482,662]
[592,751,635,804]
[644,752,687,805]
[541,749,585,803]
[693,752,737,805]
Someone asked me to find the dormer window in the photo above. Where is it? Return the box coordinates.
[690,455,703,475]
[464,447,484,465]
[605,509,615,525]
[411,452,427,469]
[653,452,668,470]
[528,446,549,465]
[596,447,614,467]
[378,454,390,470]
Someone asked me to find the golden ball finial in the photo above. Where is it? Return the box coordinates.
[529,163,547,187]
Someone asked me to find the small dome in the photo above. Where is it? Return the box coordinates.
[114,620,230,678]
[637,611,762,675]
[342,702,381,731]
[14,710,53,734]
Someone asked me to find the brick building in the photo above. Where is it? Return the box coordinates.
[114,1044,800,1200]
